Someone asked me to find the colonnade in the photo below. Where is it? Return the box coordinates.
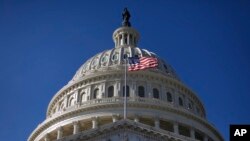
[43,115,210,141]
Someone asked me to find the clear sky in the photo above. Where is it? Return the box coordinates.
[0,0,249,141]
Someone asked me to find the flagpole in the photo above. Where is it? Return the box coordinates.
[124,56,127,120]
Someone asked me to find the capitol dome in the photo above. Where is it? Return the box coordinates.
[29,9,223,141]
[70,46,180,83]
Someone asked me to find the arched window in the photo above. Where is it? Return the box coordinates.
[93,88,99,99]
[60,102,64,110]
[179,97,183,106]
[129,34,132,44]
[81,92,86,102]
[124,34,128,44]
[138,86,145,97]
[108,86,114,97]
[123,85,130,97]
[153,88,159,99]
[167,92,172,102]
[69,97,74,106]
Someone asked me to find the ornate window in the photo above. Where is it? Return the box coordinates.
[195,131,204,140]
[129,34,132,44]
[92,58,98,66]
[167,92,173,102]
[93,88,99,99]
[101,55,108,63]
[179,125,190,137]
[69,97,74,106]
[123,52,129,59]
[123,85,130,97]
[138,86,145,97]
[153,88,159,99]
[108,86,114,97]
[160,120,174,132]
[124,34,128,44]
[179,97,183,106]
[59,102,64,111]
[112,53,119,61]
[134,54,139,58]
[80,92,86,102]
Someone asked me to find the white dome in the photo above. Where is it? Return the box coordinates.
[71,46,179,83]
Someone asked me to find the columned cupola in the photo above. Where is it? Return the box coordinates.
[113,8,140,48]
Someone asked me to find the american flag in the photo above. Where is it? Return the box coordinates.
[128,56,158,71]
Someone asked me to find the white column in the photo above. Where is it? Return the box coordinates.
[174,122,179,134]
[154,118,160,129]
[56,104,60,112]
[132,81,136,97]
[118,82,122,97]
[76,90,81,104]
[57,127,63,139]
[190,128,195,139]
[115,82,120,97]
[92,117,98,129]
[115,37,118,47]
[174,91,179,107]
[128,34,130,45]
[73,121,80,134]
[44,134,50,141]
[121,34,125,45]
[100,83,105,99]
[65,95,69,107]
[147,83,152,98]
[87,86,91,100]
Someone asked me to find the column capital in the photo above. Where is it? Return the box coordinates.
[72,120,79,125]
[57,126,63,131]
[91,116,99,121]
[57,126,63,139]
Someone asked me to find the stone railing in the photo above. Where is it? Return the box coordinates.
[50,97,178,118]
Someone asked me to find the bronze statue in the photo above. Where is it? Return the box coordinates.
[122,8,131,27]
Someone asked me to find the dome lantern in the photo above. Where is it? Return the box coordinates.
[113,8,140,48]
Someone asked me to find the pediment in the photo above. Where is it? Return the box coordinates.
[58,120,178,141]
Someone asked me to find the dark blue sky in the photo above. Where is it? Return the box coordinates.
[0,0,249,141]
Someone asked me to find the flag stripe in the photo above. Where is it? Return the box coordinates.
[128,57,158,71]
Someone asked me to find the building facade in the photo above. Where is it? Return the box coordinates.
[28,10,223,141]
